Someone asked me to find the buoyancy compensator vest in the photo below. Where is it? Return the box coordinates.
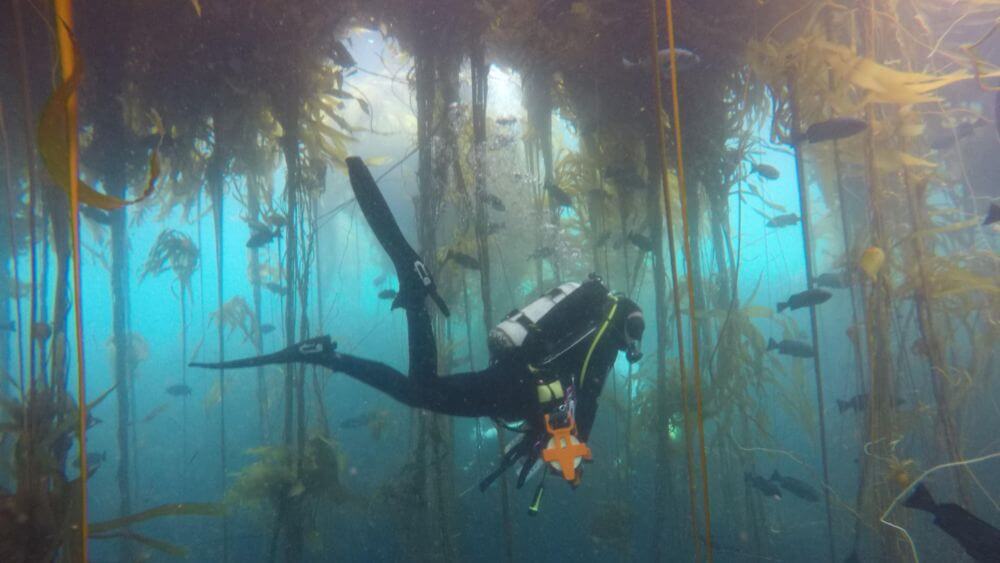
[487,275,613,365]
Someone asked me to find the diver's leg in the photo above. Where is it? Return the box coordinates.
[406,301,438,383]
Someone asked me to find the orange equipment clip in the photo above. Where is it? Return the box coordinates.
[540,412,592,482]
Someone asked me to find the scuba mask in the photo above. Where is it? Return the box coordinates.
[624,310,645,363]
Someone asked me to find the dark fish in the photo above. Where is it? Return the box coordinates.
[32,322,52,341]
[340,411,380,429]
[545,182,573,208]
[843,550,860,563]
[767,337,814,358]
[903,483,1000,562]
[837,393,904,413]
[745,472,782,500]
[622,47,700,72]
[751,163,780,180]
[247,224,281,249]
[487,221,506,235]
[777,288,832,312]
[604,166,645,189]
[372,273,388,286]
[984,203,1000,227]
[479,191,506,212]
[264,283,286,295]
[766,213,800,228]
[378,289,398,300]
[259,323,276,334]
[86,413,103,429]
[446,250,481,270]
[594,231,613,247]
[627,231,654,253]
[814,272,849,289]
[141,404,169,423]
[72,451,107,468]
[795,117,867,144]
[770,470,819,502]
[0,321,13,332]
[930,120,984,151]
[495,116,517,126]
[528,246,555,260]
[166,384,192,397]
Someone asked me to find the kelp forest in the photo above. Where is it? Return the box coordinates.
[0,0,998,562]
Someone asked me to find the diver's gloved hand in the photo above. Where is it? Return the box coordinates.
[190,335,341,370]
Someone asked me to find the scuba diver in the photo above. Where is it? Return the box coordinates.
[192,157,645,510]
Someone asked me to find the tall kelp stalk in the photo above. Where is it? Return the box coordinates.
[247,174,270,441]
[788,88,836,562]
[645,3,701,559]
[522,68,553,292]
[205,109,232,562]
[470,35,514,563]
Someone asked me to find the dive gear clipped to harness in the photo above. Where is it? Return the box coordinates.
[541,404,591,483]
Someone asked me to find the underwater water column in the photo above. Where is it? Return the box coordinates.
[247,174,270,442]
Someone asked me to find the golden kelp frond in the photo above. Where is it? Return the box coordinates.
[818,39,971,107]
[38,57,161,210]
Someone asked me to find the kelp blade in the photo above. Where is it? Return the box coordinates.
[89,502,224,534]
[37,54,161,210]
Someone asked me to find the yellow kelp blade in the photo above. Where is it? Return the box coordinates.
[38,59,160,210]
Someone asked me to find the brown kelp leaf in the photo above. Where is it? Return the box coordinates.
[89,502,224,534]
[38,55,160,210]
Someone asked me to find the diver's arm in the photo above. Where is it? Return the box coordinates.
[575,350,616,441]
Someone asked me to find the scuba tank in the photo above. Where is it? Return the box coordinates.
[488,275,612,364]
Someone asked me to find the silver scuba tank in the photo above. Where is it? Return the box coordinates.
[488,282,581,358]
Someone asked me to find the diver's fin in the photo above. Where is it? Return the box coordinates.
[190,336,338,370]
[479,436,530,492]
[903,483,937,514]
[346,157,449,317]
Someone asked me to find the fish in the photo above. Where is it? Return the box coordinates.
[843,550,860,563]
[769,470,819,502]
[766,338,814,358]
[858,246,885,280]
[446,250,481,270]
[794,117,867,144]
[340,411,382,429]
[479,191,506,212]
[31,322,52,341]
[372,273,388,286]
[777,288,832,313]
[627,231,654,253]
[545,182,573,208]
[86,413,103,429]
[528,246,555,260]
[264,282,286,295]
[745,472,782,500]
[495,116,517,126]
[487,221,506,235]
[259,323,276,334]
[930,120,984,151]
[622,47,700,73]
[751,163,780,180]
[378,288,398,300]
[247,223,281,249]
[141,404,169,423]
[594,231,613,247]
[766,213,800,228]
[0,321,14,332]
[813,271,849,289]
[604,166,645,189]
[837,393,904,413]
[72,451,107,468]
[984,203,1000,227]
[165,384,192,397]
[903,482,1000,562]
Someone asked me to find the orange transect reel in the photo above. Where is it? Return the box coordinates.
[540,412,591,482]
